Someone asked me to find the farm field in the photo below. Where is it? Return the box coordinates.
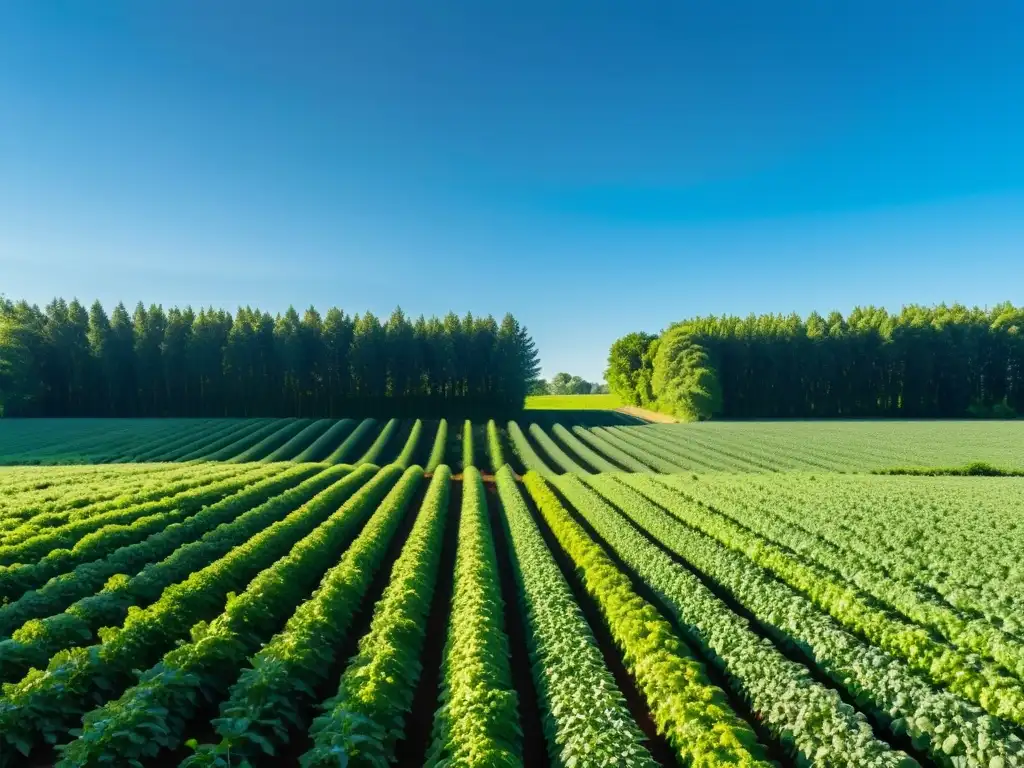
[0,419,1022,767]
[525,393,623,410]
[2,417,1022,473]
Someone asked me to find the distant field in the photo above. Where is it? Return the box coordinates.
[1,417,1020,472]
[525,393,621,409]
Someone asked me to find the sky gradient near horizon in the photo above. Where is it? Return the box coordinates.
[2,1,1022,380]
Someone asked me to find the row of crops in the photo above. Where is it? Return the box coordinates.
[3,417,1022,471]
[0,460,1019,765]
[1,457,1023,766]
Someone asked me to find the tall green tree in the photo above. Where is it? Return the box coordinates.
[108,303,137,417]
[0,297,541,417]
[605,331,657,406]
[162,306,194,415]
[134,303,167,416]
[322,307,353,416]
[0,300,43,416]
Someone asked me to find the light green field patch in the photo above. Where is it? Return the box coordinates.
[525,394,622,410]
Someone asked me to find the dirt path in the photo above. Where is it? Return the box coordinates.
[617,405,678,423]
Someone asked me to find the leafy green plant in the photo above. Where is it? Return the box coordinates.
[55,465,418,767]
[486,419,505,472]
[494,467,656,768]
[0,465,325,683]
[462,419,475,471]
[0,465,278,601]
[230,419,313,462]
[394,419,423,468]
[530,473,773,768]
[549,423,619,472]
[577,474,914,766]
[425,466,520,767]
[647,473,1024,731]
[0,465,270,568]
[586,427,678,472]
[0,463,234,541]
[875,462,1024,476]
[261,419,333,462]
[299,466,452,767]
[357,418,400,465]
[569,426,651,472]
[425,419,447,473]
[0,464,383,763]
[527,423,587,474]
[599,427,687,472]
[324,419,377,464]
[618,473,1024,768]
[292,419,356,462]
[131,420,247,462]
[505,421,551,476]
[180,420,290,462]
[181,465,426,765]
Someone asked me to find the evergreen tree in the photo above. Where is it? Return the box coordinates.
[0,297,541,417]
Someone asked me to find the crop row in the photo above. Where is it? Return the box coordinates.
[494,466,657,766]
[613,474,1024,767]
[659,474,1024,686]
[0,465,384,762]
[426,466,520,766]
[0,464,328,682]
[55,464,416,765]
[1,457,1022,766]
[642,476,1024,729]
[184,465,429,765]
[569,474,912,766]
[527,472,772,767]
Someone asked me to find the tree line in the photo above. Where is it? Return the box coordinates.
[0,298,541,418]
[532,372,610,396]
[607,303,1023,420]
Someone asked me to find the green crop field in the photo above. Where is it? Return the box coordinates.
[525,393,622,410]
[0,417,1023,767]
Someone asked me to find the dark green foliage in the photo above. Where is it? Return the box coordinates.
[394,419,424,468]
[0,466,274,600]
[0,301,44,417]
[612,303,1024,420]
[230,419,313,462]
[528,423,588,474]
[324,418,377,464]
[548,372,603,395]
[506,421,552,475]
[0,465,322,683]
[874,462,1024,477]
[0,464,385,762]
[651,330,721,421]
[261,418,333,462]
[0,299,541,418]
[293,418,356,462]
[550,424,620,472]
[357,418,400,465]
[605,331,658,406]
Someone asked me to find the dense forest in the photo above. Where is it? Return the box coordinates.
[0,298,540,417]
[607,303,1024,421]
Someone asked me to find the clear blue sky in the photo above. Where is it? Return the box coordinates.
[2,2,1022,380]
